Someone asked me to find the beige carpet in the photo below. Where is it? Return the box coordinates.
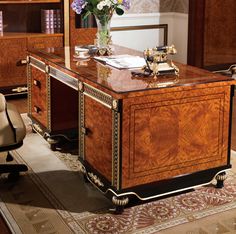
[0,115,236,233]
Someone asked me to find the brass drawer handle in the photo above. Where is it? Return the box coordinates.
[16,59,27,66]
[33,79,41,87]
[21,59,27,65]
[33,105,41,113]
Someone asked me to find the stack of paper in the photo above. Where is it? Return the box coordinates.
[94,54,146,69]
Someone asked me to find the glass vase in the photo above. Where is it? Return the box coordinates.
[94,14,113,55]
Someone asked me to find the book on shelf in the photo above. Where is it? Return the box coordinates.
[41,9,62,34]
[56,9,61,33]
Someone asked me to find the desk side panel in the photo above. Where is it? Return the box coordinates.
[122,85,231,189]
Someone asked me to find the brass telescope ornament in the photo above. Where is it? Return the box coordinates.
[143,44,179,77]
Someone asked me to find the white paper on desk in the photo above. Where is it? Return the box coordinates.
[94,54,146,69]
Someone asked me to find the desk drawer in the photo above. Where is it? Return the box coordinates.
[30,66,48,128]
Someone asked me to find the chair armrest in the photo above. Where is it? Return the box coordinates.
[6,103,26,143]
[0,93,6,112]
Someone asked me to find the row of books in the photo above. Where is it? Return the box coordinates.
[0,11,3,35]
[41,9,62,34]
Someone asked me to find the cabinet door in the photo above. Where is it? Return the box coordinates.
[0,38,27,89]
[83,95,113,182]
[188,0,236,68]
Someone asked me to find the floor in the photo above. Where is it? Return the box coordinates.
[0,95,236,233]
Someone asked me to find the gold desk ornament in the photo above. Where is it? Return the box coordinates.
[132,45,179,78]
[144,44,179,77]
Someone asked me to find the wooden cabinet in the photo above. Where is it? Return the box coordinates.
[0,34,63,95]
[80,82,233,189]
[0,0,97,96]
[0,37,27,93]
[188,0,236,70]
[0,1,64,96]
[79,73,234,213]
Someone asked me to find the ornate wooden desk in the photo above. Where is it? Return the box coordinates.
[27,46,236,212]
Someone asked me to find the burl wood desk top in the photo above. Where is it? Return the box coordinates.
[28,45,236,97]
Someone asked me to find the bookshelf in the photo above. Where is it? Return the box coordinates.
[0,0,97,96]
[0,0,64,96]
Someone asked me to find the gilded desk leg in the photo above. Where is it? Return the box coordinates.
[111,196,129,214]
[216,172,227,188]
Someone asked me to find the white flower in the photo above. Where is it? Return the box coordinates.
[97,0,112,10]
[82,2,88,8]
[97,2,103,11]
[104,0,112,7]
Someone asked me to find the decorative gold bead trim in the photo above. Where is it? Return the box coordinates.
[112,110,121,190]
[46,74,51,131]
[83,83,113,109]
[78,161,86,174]
[88,172,104,187]
[32,123,43,133]
[78,91,85,159]
[27,61,32,115]
[78,81,83,92]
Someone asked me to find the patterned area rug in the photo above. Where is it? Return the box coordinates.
[0,115,236,234]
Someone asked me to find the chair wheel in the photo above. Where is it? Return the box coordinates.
[6,153,13,162]
[8,172,20,181]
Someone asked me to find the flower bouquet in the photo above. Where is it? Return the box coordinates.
[71,0,131,55]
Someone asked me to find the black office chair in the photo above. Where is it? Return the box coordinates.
[0,93,28,179]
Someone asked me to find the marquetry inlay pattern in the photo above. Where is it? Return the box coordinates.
[121,87,230,189]
[46,73,51,131]
[27,60,32,115]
